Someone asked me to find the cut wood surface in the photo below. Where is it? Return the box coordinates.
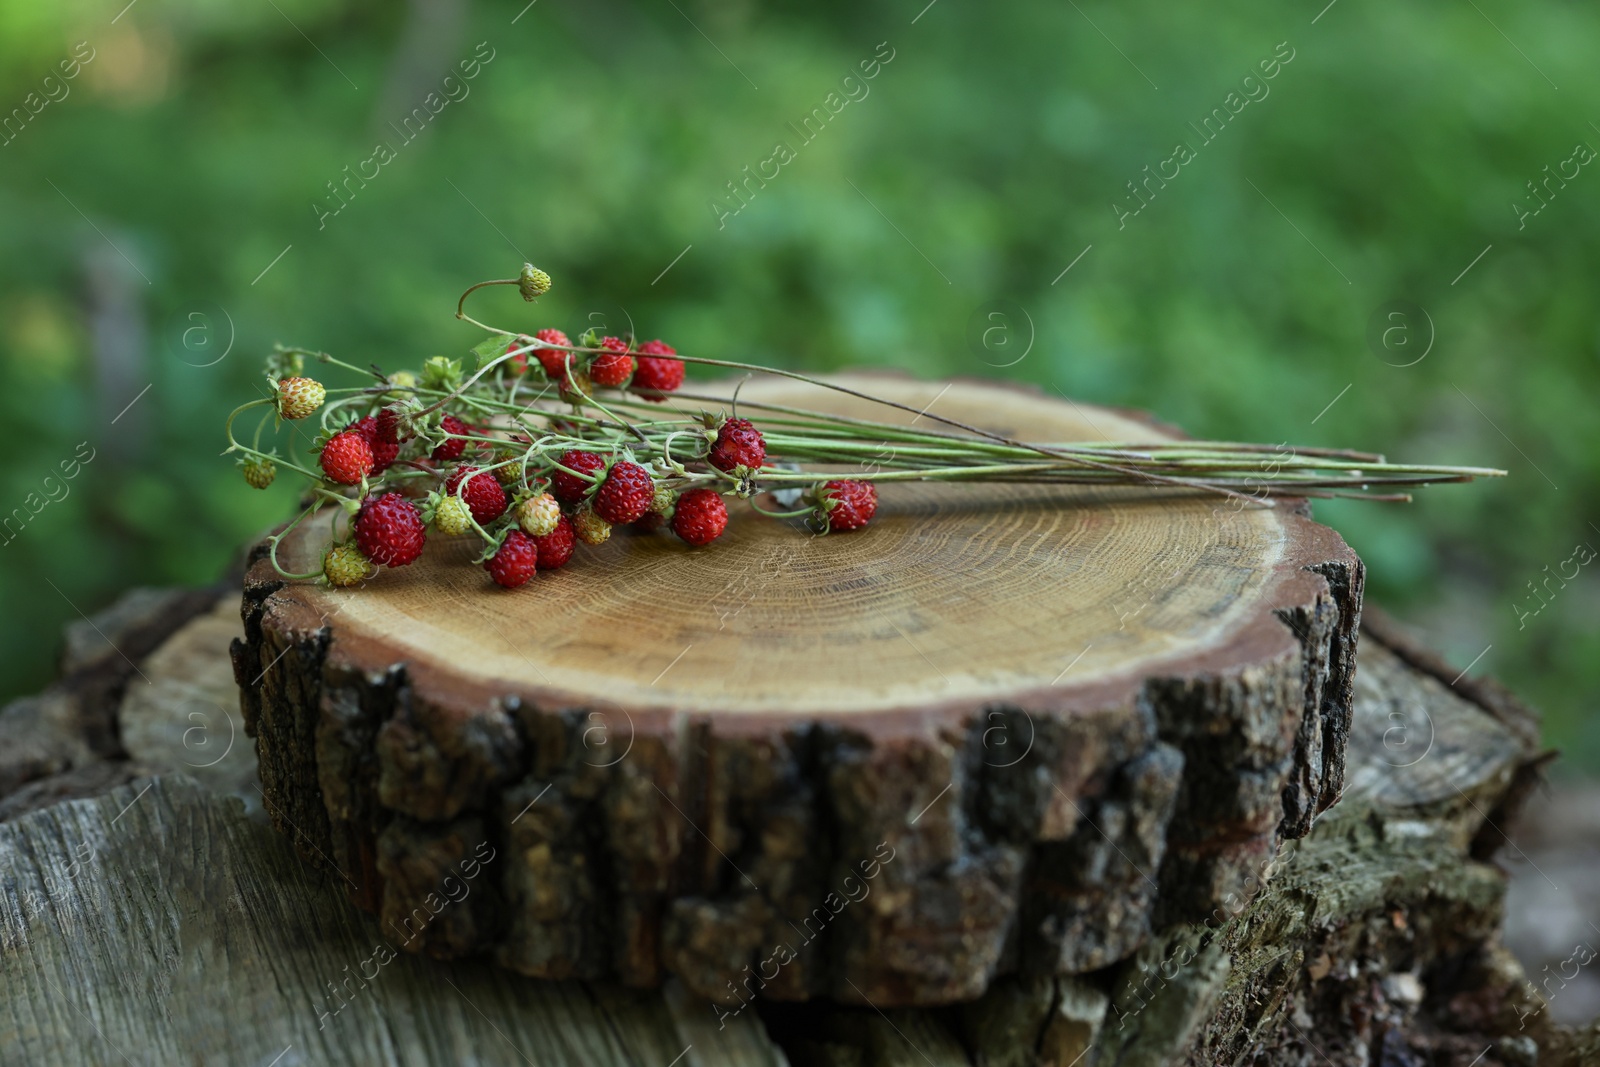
[264,373,1347,718]
[237,374,1366,1006]
[0,776,787,1067]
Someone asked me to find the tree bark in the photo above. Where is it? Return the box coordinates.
[232,374,1364,1007]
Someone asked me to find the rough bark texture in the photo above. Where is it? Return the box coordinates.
[940,614,1564,1067]
[232,378,1369,1008]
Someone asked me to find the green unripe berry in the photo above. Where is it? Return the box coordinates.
[241,456,276,489]
[323,542,373,587]
[648,485,677,521]
[434,495,473,536]
[519,263,552,300]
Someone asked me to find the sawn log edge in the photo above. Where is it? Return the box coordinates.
[233,442,1363,1010]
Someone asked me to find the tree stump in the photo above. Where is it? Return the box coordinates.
[232,374,1365,1007]
[3,583,1587,1065]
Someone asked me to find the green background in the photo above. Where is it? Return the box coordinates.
[1,0,1594,770]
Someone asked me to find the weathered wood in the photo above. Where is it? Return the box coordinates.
[965,625,1558,1066]
[0,775,788,1067]
[235,374,1365,1006]
[0,584,219,799]
[120,597,260,803]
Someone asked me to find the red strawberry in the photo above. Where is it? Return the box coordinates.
[531,514,575,569]
[708,418,765,473]
[631,339,684,399]
[550,449,604,504]
[320,430,374,485]
[355,493,427,566]
[820,479,877,532]
[432,414,472,462]
[376,407,409,444]
[671,488,728,546]
[593,460,654,525]
[505,335,533,376]
[532,328,573,381]
[348,415,398,473]
[590,336,635,388]
[444,465,508,524]
[486,530,538,588]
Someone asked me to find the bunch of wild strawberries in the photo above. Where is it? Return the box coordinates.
[244,328,877,591]
[236,265,1499,593]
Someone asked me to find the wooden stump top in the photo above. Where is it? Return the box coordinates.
[241,374,1366,1006]
[269,374,1348,731]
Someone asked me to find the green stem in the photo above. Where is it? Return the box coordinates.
[266,503,327,581]
[224,400,323,479]
[748,497,813,519]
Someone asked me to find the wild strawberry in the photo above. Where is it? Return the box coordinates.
[558,362,593,402]
[550,450,605,504]
[708,418,766,473]
[241,456,276,489]
[590,336,635,388]
[631,339,684,399]
[573,504,612,545]
[505,335,534,376]
[515,492,562,537]
[671,488,728,546]
[818,479,878,532]
[532,328,573,380]
[532,514,575,569]
[372,444,397,475]
[355,493,427,566]
[444,466,508,524]
[493,452,526,491]
[276,376,324,420]
[432,414,472,462]
[486,530,538,588]
[348,415,398,473]
[323,542,373,587]
[519,263,552,299]
[376,406,410,444]
[321,430,375,485]
[433,495,473,536]
[636,485,676,531]
[593,460,654,525]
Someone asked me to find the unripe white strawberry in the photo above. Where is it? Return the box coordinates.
[434,495,473,536]
[516,493,562,537]
[275,376,325,420]
[572,504,611,546]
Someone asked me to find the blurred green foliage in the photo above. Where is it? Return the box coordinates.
[1,0,1594,768]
